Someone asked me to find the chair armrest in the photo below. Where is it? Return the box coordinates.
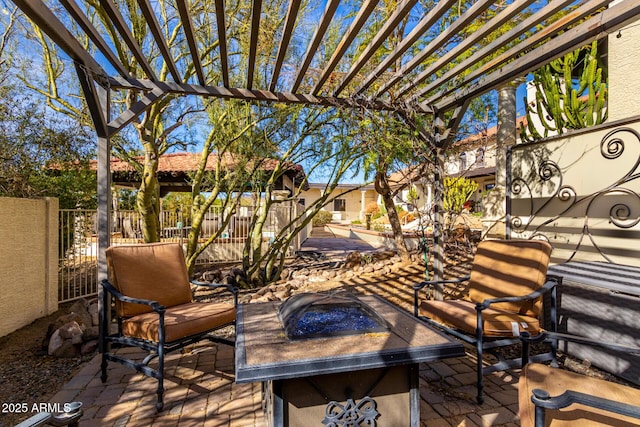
[190,280,239,307]
[476,276,559,311]
[522,330,640,355]
[531,388,640,423]
[100,279,165,312]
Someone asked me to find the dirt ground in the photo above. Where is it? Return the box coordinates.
[0,302,95,426]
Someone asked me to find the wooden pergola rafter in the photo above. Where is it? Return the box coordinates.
[10,0,640,288]
[14,0,639,117]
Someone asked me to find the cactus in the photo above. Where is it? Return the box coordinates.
[520,41,607,143]
[443,177,478,213]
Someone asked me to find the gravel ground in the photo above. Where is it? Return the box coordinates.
[0,302,94,427]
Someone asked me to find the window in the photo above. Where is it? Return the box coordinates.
[334,199,346,212]
[298,198,305,206]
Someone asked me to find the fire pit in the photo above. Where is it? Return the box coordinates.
[235,294,464,427]
[277,292,390,340]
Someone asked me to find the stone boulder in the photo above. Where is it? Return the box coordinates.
[343,251,362,269]
[45,298,102,358]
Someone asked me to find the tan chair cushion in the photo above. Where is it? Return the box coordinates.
[122,301,236,343]
[519,363,640,427]
[106,243,193,317]
[468,239,552,317]
[419,300,541,337]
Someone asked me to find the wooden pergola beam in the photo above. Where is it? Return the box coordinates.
[107,85,168,137]
[59,0,129,78]
[311,0,379,95]
[246,0,263,90]
[434,1,640,112]
[374,0,494,98]
[98,0,157,80]
[215,0,229,88]
[176,0,205,85]
[136,0,181,82]
[353,0,458,96]
[413,0,608,105]
[332,0,418,97]
[270,0,301,92]
[11,0,106,78]
[394,0,537,100]
[107,77,433,113]
[291,0,340,93]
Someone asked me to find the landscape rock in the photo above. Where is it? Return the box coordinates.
[88,302,99,326]
[45,298,102,358]
[48,330,79,358]
[68,299,92,330]
[81,340,98,355]
[82,326,100,341]
[344,251,362,269]
[58,321,83,340]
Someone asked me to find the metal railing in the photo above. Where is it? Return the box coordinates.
[58,204,307,302]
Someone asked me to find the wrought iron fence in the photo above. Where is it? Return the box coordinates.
[58,204,308,302]
[59,209,98,303]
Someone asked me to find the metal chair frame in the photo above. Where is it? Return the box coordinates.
[100,279,238,411]
[521,331,640,427]
[414,275,560,404]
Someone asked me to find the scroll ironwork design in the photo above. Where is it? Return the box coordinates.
[509,127,640,262]
[322,397,379,427]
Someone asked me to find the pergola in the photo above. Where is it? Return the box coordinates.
[11,0,640,289]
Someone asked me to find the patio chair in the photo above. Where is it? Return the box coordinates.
[100,242,238,411]
[413,239,559,404]
[519,331,640,426]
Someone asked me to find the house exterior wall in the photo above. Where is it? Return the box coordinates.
[0,197,58,338]
[299,186,377,222]
[508,118,640,266]
[608,5,640,121]
[445,142,497,211]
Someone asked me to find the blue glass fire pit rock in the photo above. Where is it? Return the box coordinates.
[277,292,390,340]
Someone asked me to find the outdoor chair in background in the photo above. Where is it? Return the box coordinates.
[413,239,559,404]
[519,331,640,426]
[100,242,238,411]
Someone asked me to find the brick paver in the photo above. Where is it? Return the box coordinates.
[42,342,522,426]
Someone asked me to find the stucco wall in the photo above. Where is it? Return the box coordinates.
[300,187,376,222]
[608,10,640,121]
[508,118,640,265]
[0,197,58,337]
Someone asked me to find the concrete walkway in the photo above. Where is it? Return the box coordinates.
[41,228,524,426]
[298,226,380,259]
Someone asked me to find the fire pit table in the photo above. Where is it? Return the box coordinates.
[235,293,465,427]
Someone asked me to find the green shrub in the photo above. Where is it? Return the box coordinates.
[312,210,333,226]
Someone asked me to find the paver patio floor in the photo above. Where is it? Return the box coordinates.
[45,338,522,426]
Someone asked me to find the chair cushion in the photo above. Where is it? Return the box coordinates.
[519,363,640,427]
[122,301,236,343]
[106,243,193,317]
[420,299,541,337]
[468,239,552,317]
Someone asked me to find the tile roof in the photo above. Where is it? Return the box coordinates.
[91,152,302,173]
